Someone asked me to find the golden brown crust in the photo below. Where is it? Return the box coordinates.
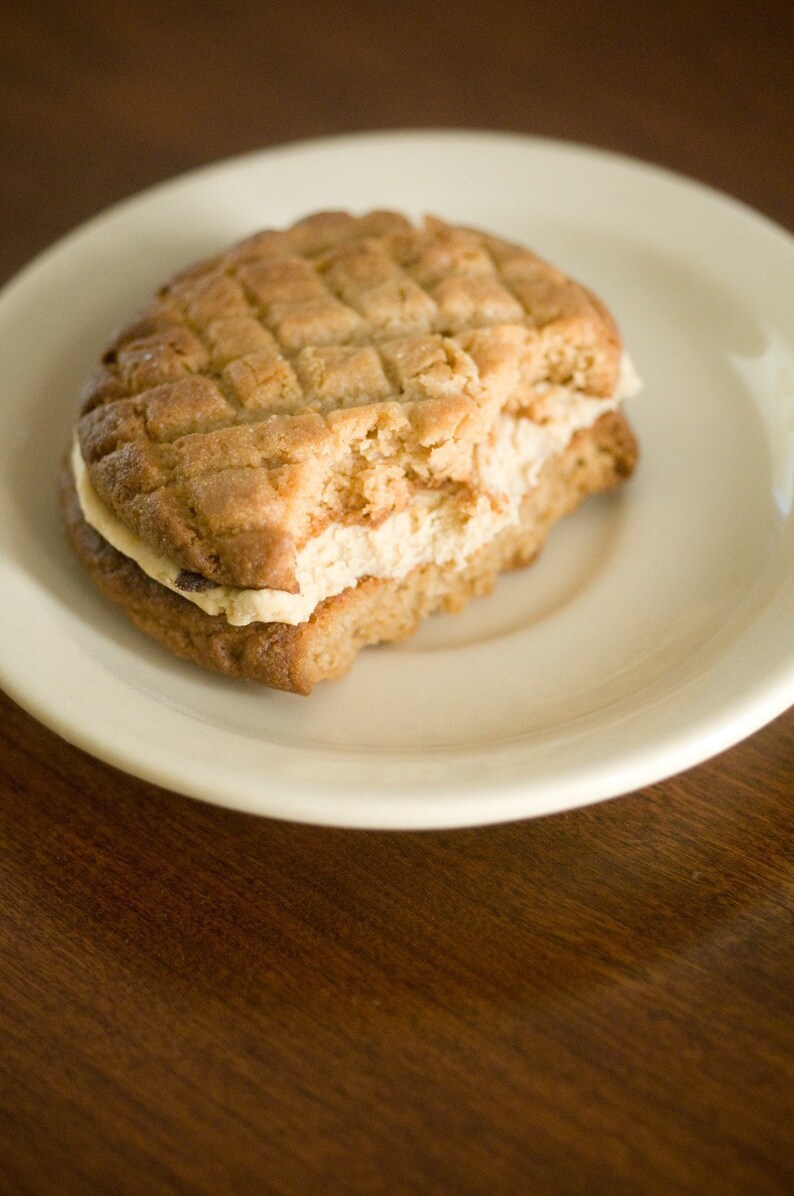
[76,211,622,590]
[61,411,637,695]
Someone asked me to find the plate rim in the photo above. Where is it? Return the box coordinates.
[3,127,794,300]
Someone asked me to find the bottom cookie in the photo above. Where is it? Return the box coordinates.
[61,411,637,695]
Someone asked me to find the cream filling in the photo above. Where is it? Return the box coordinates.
[73,356,640,626]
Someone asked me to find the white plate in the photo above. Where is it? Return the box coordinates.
[0,130,792,829]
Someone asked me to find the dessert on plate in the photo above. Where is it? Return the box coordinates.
[62,210,640,693]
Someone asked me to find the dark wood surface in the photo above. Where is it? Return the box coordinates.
[1,2,792,1192]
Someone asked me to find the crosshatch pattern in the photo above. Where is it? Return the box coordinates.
[76,212,622,589]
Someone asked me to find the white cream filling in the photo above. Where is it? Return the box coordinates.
[73,356,640,626]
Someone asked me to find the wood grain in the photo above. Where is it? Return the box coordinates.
[1,1,792,1192]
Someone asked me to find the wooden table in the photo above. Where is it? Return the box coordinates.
[2,2,792,1192]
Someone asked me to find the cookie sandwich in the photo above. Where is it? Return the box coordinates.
[62,211,640,693]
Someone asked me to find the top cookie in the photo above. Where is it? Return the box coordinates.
[75,211,621,591]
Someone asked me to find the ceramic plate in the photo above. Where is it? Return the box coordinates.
[1,130,792,828]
